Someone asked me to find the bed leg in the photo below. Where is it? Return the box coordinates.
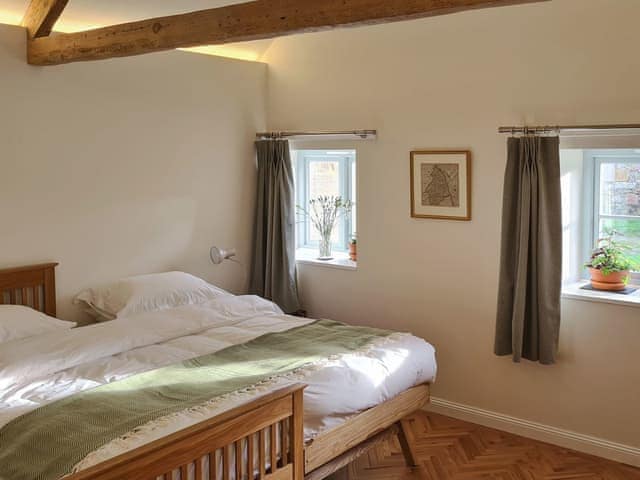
[292,388,305,480]
[396,418,418,468]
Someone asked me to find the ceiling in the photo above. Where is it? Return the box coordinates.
[0,0,274,61]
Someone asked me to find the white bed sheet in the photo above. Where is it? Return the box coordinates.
[0,294,437,473]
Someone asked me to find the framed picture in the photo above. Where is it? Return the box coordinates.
[410,150,472,221]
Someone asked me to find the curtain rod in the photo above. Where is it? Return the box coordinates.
[255,129,377,140]
[498,124,640,134]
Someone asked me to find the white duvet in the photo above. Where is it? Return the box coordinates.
[0,295,437,473]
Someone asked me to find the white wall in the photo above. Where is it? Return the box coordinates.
[264,0,640,449]
[0,23,267,323]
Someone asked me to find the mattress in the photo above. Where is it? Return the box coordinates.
[0,294,437,474]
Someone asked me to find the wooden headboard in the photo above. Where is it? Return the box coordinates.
[0,263,58,317]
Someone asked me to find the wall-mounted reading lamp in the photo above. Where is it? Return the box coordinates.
[210,246,237,265]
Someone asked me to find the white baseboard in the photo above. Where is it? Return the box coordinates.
[426,397,640,468]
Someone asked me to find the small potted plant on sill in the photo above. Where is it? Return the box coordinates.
[349,235,357,261]
[585,231,637,291]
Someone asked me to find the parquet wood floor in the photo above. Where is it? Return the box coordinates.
[326,412,640,480]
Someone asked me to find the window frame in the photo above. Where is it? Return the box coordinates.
[294,149,356,252]
[583,149,640,283]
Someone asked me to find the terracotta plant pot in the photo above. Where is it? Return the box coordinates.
[348,243,357,261]
[589,268,629,291]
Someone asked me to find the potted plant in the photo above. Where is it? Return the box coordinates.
[297,195,352,260]
[349,235,357,261]
[585,232,637,291]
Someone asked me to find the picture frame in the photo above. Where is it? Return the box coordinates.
[410,150,472,221]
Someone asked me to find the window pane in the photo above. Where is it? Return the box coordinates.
[598,218,640,269]
[308,161,340,198]
[307,160,342,245]
[599,162,640,216]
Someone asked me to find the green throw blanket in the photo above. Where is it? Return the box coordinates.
[0,320,393,480]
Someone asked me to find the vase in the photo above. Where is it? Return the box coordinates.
[318,235,333,260]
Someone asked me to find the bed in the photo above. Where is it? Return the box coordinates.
[0,263,436,480]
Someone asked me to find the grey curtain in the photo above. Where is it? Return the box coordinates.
[494,136,562,364]
[249,139,301,314]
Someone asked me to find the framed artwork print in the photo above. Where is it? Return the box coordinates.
[410,150,472,221]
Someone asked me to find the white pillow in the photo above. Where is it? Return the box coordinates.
[74,271,230,319]
[0,305,76,343]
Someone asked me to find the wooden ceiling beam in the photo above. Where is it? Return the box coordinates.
[27,0,550,66]
[22,0,69,39]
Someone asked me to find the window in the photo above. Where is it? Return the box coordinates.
[561,149,640,284]
[593,154,640,271]
[293,150,356,254]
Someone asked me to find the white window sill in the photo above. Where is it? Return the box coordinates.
[295,248,357,271]
[562,281,640,308]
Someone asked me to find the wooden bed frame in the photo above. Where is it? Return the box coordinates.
[0,263,57,316]
[0,263,430,480]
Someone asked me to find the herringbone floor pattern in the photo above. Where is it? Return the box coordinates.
[327,412,640,480]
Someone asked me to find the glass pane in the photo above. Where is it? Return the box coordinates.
[598,218,640,270]
[307,160,342,245]
[308,161,340,198]
[599,162,640,216]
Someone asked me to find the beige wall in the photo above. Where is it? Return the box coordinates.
[0,23,267,323]
[264,0,640,448]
